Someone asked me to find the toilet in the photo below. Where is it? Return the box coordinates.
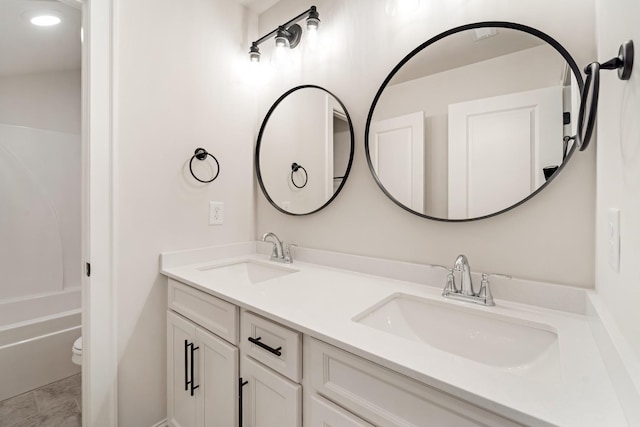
[72,337,83,365]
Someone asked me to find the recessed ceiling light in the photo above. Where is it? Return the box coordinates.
[31,15,61,26]
[23,10,63,27]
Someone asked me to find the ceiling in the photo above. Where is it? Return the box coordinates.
[0,0,81,77]
[234,0,282,14]
[391,28,547,85]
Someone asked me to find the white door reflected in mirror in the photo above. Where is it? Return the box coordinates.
[448,86,563,218]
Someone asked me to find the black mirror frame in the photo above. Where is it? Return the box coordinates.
[256,85,355,216]
[365,21,585,222]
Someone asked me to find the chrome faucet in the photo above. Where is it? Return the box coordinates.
[454,254,475,296]
[261,232,293,263]
[442,254,506,306]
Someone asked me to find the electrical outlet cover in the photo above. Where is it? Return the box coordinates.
[209,202,224,225]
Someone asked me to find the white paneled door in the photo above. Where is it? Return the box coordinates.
[448,86,563,218]
[370,111,425,212]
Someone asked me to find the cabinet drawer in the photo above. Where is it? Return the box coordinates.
[241,311,301,382]
[308,337,524,427]
[168,279,238,344]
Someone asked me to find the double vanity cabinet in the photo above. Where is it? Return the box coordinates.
[162,245,630,427]
[166,277,522,427]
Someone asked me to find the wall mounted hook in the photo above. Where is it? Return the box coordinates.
[576,40,634,151]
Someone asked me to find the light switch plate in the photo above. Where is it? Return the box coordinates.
[608,208,620,272]
[209,202,224,225]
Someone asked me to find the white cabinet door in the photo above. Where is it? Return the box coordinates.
[168,311,240,427]
[196,327,239,427]
[308,338,522,427]
[307,394,374,427]
[167,311,198,427]
[240,356,301,427]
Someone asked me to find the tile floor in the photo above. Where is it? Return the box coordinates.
[0,374,81,427]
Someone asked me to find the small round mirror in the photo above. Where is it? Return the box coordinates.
[256,85,354,215]
[366,22,584,221]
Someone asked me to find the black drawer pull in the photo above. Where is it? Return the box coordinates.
[239,378,248,427]
[248,336,282,356]
[184,340,189,391]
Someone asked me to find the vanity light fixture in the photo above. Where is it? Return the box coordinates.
[248,6,320,62]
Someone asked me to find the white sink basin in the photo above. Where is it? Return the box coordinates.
[197,260,297,285]
[354,293,561,381]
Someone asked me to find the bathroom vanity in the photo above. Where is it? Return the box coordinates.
[161,242,628,427]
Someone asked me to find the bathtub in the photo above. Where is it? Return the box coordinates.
[0,289,81,402]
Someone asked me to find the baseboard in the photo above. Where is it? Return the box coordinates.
[151,419,168,427]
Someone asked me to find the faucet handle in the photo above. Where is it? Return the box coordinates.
[283,243,297,264]
[476,273,509,306]
[433,265,458,295]
[477,275,494,306]
[264,240,278,259]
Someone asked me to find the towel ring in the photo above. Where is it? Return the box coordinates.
[290,163,308,189]
[189,148,220,183]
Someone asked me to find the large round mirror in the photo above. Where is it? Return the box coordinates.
[366,22,584,221]
[256,85,354,215]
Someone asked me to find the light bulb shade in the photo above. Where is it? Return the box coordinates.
[275,33,290,48]
[249,44,261,62]
[306,7,320,31]
[306,17,320,31]
[275,24,302,49]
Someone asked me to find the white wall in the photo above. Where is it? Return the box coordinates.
[114,0,257,425]
[0,125,81,298]
[595,0,640,357]
[0,70,81,300]
[256,0,596,287]
[0,70,81,134]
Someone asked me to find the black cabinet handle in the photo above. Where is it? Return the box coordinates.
[248,336,282,356]
[239,378,248,427]
[184,340,189,391]
[189,342,199,396]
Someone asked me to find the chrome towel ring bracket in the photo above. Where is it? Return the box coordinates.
[577,40,634,151]
[290,162,308,189]
[189,148,220,183]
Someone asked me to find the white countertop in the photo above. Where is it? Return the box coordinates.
[161,245,628,426]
